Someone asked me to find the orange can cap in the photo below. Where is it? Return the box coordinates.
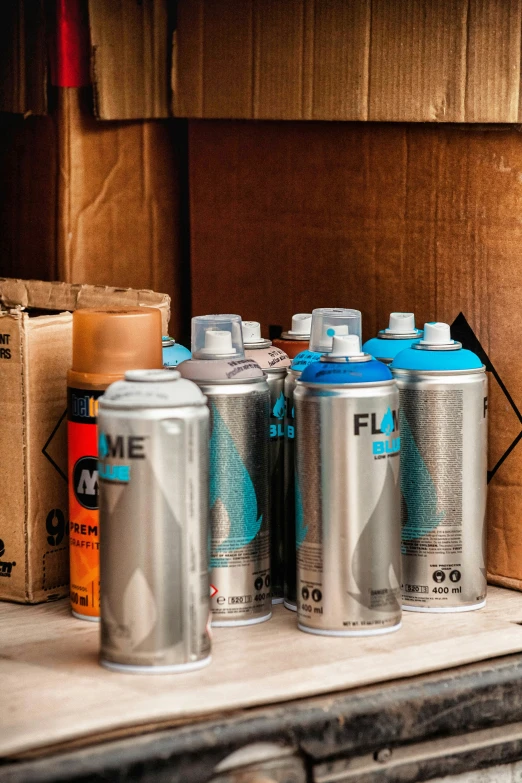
[71,307,163,376]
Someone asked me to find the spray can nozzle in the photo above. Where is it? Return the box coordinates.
[192,315,244,359]
[419,322,454,346]
[309,307,362,353]
[384,312,418,336]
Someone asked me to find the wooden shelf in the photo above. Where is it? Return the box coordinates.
[3,586,522,759]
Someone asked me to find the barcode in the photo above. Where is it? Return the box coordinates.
[404,584,428,594]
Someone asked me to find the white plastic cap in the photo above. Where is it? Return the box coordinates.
[385,312,416,335]
[242,321,265,344]
[420,322,454,346]
[125,369,180,382]
[329,334,363,358]
[192,314,244,359]
[288,313,312,336]
[309,308,362,353]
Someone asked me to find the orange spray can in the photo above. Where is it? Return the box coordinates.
[272,313,312,359]
[67,308,162,620]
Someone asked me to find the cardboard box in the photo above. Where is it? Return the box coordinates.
[3,1,522,124]
[188,119,522,590]
[0,278,170,604]
[0,88,185,338]
[174,0,522,122]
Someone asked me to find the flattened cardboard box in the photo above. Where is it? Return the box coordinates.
[188,120,522,591]
[174,0,522,123]
[0,279,170,604]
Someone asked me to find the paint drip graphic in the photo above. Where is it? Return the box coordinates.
[380,407,395,436]
[348,461,401,612]
[210,403,262,567]
[400,413,445,546]
[295,476,308,548]
[272,391,285,419]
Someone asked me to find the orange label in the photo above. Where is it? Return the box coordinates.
[68,387,103,618]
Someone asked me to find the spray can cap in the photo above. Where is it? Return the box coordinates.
[71,307,163,376]
[419,322,455,347]
[328,334,364,358]
[287,313,312,337]
[385,312,416,335]
[309,307,362,353]
[192,314,244,359]
[242,321,267,344]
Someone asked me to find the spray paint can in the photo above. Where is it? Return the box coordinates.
[391,322,488,612]
[162,335,192,367]
[67,308,163,621]
[295,333,402,636]
[273,313,312,359]
[363,313,423,364]
[284,308,362,611]
[243,321,290,604]
[178,315,271,626]
[98,369,211,673]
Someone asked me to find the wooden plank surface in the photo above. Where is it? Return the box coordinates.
[2,587,522,757]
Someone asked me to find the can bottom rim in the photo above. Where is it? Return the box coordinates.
[297,621,402,637]
[100,655,212,675]
[284,601,297,612]
[72,611,100,623]
[212,612,272,627]
[402,600,486,614]
[272,597,284,605]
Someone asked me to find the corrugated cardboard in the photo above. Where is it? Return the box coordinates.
[174,0,522,122]
[89,0,171,120]
[0,278,170,604]
[0,88,184,338]
[188,119,522,590]
[56,88,183,336]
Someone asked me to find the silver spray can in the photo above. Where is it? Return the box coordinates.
[179,315,271,626]
[391,322,488,612]
[295,332,402,636]
[284,308,362,611]
[243,321,290,604]
[98,369,211,673]
[283,352,320,611]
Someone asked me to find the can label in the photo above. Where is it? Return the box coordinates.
[68,387,104,619]
[296,387,401,633]
[268,374,286,601]
[208,390,271,623]
[399,377,488,609]
[98,410,210,668]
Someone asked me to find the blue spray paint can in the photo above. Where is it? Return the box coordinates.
[295,334,402,636]
[391,322,488,613]
[283,308,362,611]
[162,336,192,367]
[178,315,271,626]
[363,312,422,364]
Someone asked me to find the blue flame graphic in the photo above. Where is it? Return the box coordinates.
[295,475,308,548]
[401,413,445,545]
[380,407,395,436]
[272,391,285,419]
[98,432,108,458]
[209,403,262,568]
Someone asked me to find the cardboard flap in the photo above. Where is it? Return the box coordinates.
[89,0,171,120]
[0,279,171,334]
[174,0,522,122]
[0,0,47,115]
